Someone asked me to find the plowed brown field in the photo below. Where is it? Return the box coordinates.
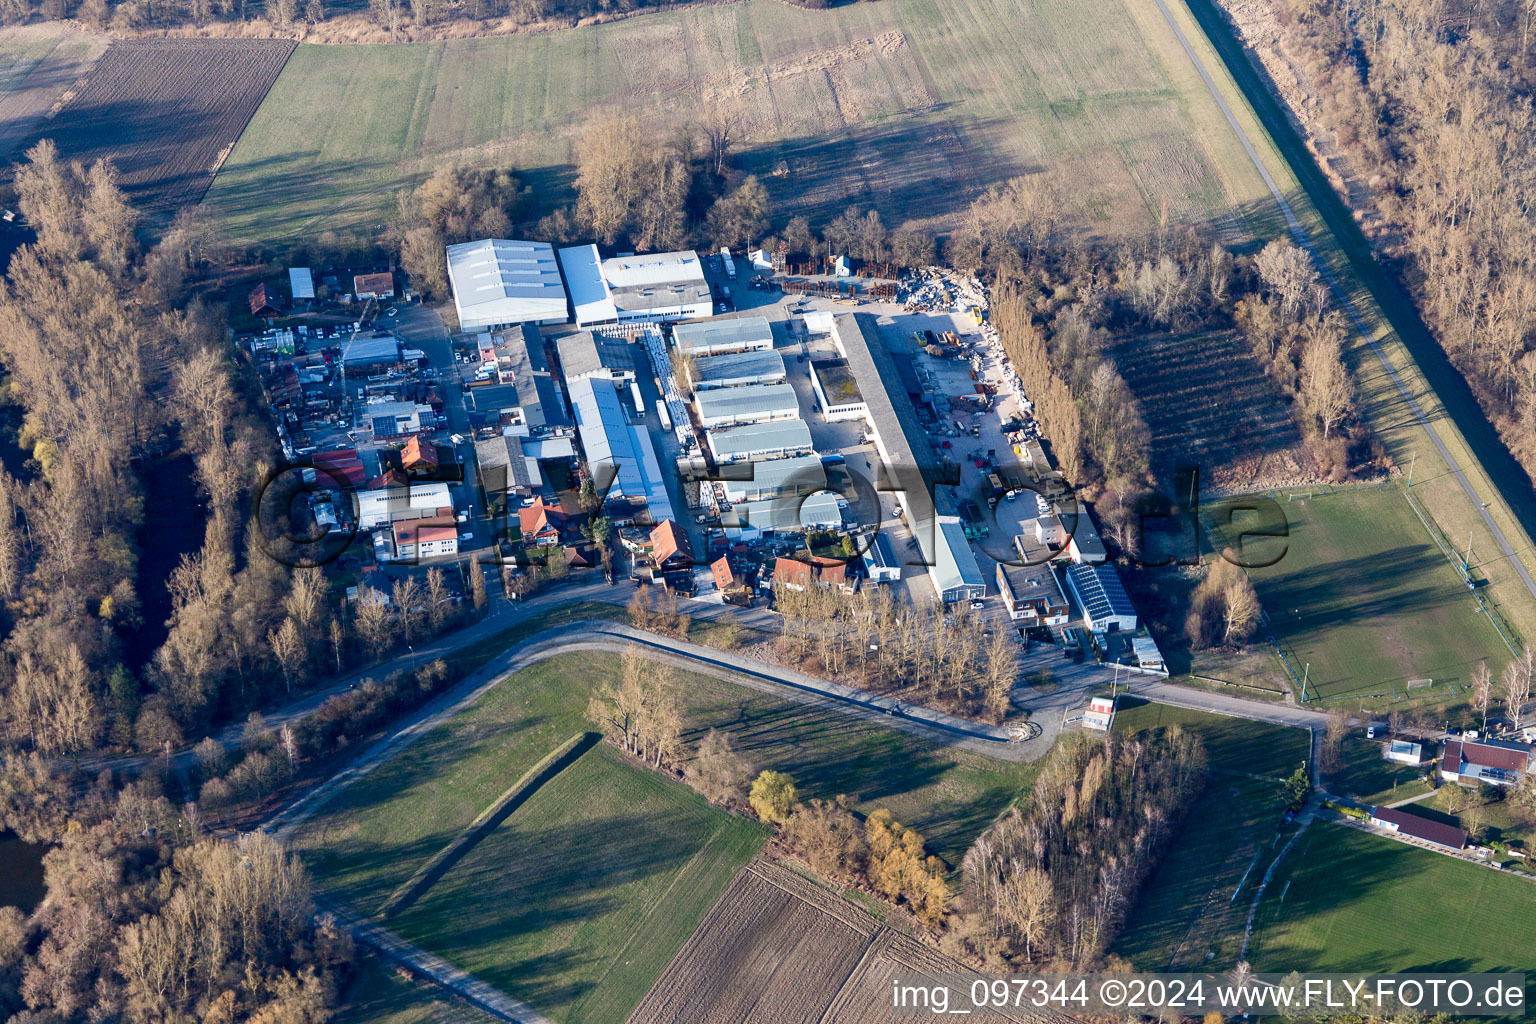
[631,860,1069,1024]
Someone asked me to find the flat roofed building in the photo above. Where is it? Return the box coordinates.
[827,313,972,604]
[689,350,787,391]
[1065,562,1137,632]
[557,245,710,326]
[289,267,315,300]
[474,434,542,496]
[568,375,675,524]
[557,330,636,384]
[673,316,775,357]
[447,239,568,330]
[720,453,826,503]
[342,335,400,369]
[996,560,1069,624]
[707,420,814,463]
[862,532,901,583]
[809,358,868,422]
[696,383,800,428]
[1386,740,1423,764]
[357,481,452,530]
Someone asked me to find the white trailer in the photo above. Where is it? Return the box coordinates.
[656,399,673,431]
[720,246,736,279]
[629,381,645,418]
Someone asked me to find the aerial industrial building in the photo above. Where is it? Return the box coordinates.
[567,375,676,525]
[706,420,814,463]
[447,239,569,331]
[695,383,800,429]
[688,350,787,391]
[673,316,774,357]
[557,245,711,326]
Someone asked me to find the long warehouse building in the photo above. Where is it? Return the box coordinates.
[828,313,985,602]
[695,383,800,428]
[707,419,814,463]
[567,375,676,526]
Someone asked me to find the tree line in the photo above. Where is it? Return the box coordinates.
[956,729,1206,968]
[770,580,1018,722]
[0,773,350,1023]
[1247,0,1536,488]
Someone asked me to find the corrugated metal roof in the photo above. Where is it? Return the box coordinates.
[447,239,568,327]
[674,316,774,354]
[720,454,826,501]
[568,376,675,523]
[721,492,843,532]
[933,518,985,597]
[707,419,813,460]
[695,383,799,424]
[691,349,787,388]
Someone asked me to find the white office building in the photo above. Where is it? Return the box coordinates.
[556,245,711,327]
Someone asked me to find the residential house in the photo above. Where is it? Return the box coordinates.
[519,498,567,547]
[996,560,1069,625]
[401,435,439,474]
[249,282,282,319]
[353,272,395,301]
[1441,737,1535,787]
[650,520,694,570]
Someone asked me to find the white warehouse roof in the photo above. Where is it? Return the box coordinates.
[707,419,813,462]
[933,517,986,601]
[557,246,710,326]
[673,316,774,356]
[447,239,568,330]
[720,453,826,502]
[568,375,675,523]
[695,383,800,427]
[690,349,787,390]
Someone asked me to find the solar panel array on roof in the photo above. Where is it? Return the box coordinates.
[371,415,397,436]
[1066,563,1136,623]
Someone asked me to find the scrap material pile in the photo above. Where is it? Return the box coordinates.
[898,267,989,317]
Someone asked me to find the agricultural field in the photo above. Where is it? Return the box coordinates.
[335,952,499,1024]
[290,650,1038,905]
[19,37,294,215]
[204,0,1288,247]
[1248,823,1536,973]
[291,650,1041,1021]
[0,26,107,167]
[1108,329,1312,490]
[1205,487,1511,703]
[632,859,1040,1024]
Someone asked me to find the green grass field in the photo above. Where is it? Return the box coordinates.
[392,743,764,1024]
[1109,701,1305,969]
[293,649,1045,1021]
[290,650,1039,910]
[1249,823,1536,973]
[1207,488,1509,702]
[204,0,1285,247]
[1323,736,1431,805]
[1111,698,1309,779]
